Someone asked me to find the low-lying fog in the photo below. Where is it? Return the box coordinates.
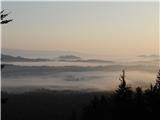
[1,57,159,93]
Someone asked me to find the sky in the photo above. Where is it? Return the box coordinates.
[1,2,159,57]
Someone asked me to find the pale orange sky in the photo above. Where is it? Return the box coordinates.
[2,2,159,57]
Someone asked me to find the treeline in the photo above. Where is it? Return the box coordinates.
[72,69,160,120]
[2,68,160,120]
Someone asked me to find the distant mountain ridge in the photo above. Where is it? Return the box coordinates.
[1,54,114,63]
[56,55,114,63]
[75,59,114,63]
[2,48,90,59]
[58,55,81,60]
[1,54,50,62]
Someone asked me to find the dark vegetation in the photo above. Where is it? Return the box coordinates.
[1,69,160,120]
[1,90,110,120]
[0,10,13,24]
[82,69,160,120]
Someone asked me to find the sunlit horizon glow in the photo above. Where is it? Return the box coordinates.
[2,2,159,57]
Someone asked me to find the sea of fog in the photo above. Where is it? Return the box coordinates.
[1,61,159,93]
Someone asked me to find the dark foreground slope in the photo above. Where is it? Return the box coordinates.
[2,70,160,120]
[2,86,160,120]
[1,90,110,120]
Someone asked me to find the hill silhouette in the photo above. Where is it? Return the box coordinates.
[1,54,50,62]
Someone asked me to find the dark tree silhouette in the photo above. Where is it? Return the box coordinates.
[135,87,143,103]
[115,69,133,101]
[134,87,146,119]
[1,64,5,70]
[71,110,77,120]
[1,98,8,104]
[82,69,160,120]
[155,69,160,90]
[0,10,13,24]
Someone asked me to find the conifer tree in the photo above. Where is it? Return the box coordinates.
[0,10,13,24]
[116,70,132,101]
[155,69,160,90]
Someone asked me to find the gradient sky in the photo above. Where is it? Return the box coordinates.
[1,2,159,57]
